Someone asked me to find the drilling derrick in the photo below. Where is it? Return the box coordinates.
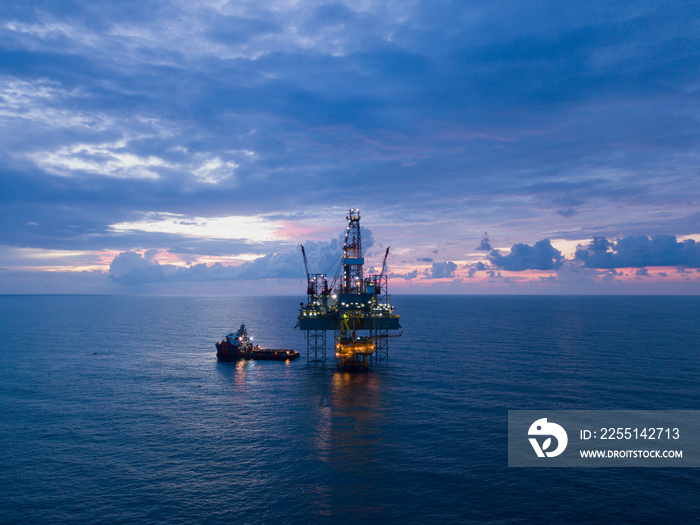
[296,209,401,369]
[342,209,363,294]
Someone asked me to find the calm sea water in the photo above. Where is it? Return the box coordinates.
[1,295,700,523]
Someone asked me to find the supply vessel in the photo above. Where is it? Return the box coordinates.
[216,324,300,361]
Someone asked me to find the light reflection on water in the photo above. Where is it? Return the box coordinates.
[309,369,390,518]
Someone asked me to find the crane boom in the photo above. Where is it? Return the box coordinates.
[301,245,314,296]
[379,247,390,281]
[301,245,310,281]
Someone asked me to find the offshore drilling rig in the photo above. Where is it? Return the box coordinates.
[296,209,401,369]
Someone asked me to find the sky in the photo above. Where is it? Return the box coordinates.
[1,0,699,294]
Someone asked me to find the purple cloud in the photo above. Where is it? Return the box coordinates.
[476,236,492,251]
[489,239,564,271]
[428,261,457,279]
[575,235,700,268]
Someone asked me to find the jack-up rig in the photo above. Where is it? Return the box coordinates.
[296,209,401,369]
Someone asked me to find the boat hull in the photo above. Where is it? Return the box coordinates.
[215,341,241,361]
[216,342,300,362]
[247,349,300,361]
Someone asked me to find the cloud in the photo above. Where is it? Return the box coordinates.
[1,1,699,294]
[602,270,618,282]
[427,261,457,279]
[390,270,418,280]
[108,226,378,284]
[109,251,168,283]
[489,239,564,271]
[109,249,305,285]
[476,236,492,251]
[466,261,486,278]
[575,235,700,269]
[556,208,577,218]
[30,139,172,180]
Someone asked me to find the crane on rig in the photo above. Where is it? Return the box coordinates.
[296,209,401,369]
[301,245,312,296]
[301,244,329,298]
[376,246,390,295]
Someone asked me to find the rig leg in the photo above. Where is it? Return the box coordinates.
[370,328,389,364]
[306,329,327,362]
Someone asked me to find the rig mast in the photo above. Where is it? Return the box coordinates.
[296,209,401,369]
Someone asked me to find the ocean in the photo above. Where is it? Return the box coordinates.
[1,295,700,523]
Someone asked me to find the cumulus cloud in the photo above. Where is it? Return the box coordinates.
[489,239,564,271]
[109,249,305,285]
[466,261,486,278]
[108,227,379,284]
[109,251,167,283]
[476,236,492,251]
[575,235,700,269]
[427,261,457,279]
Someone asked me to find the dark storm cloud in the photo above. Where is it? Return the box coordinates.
[1,0,699,283]
[489,240,564,271]
[575,235,700,269]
